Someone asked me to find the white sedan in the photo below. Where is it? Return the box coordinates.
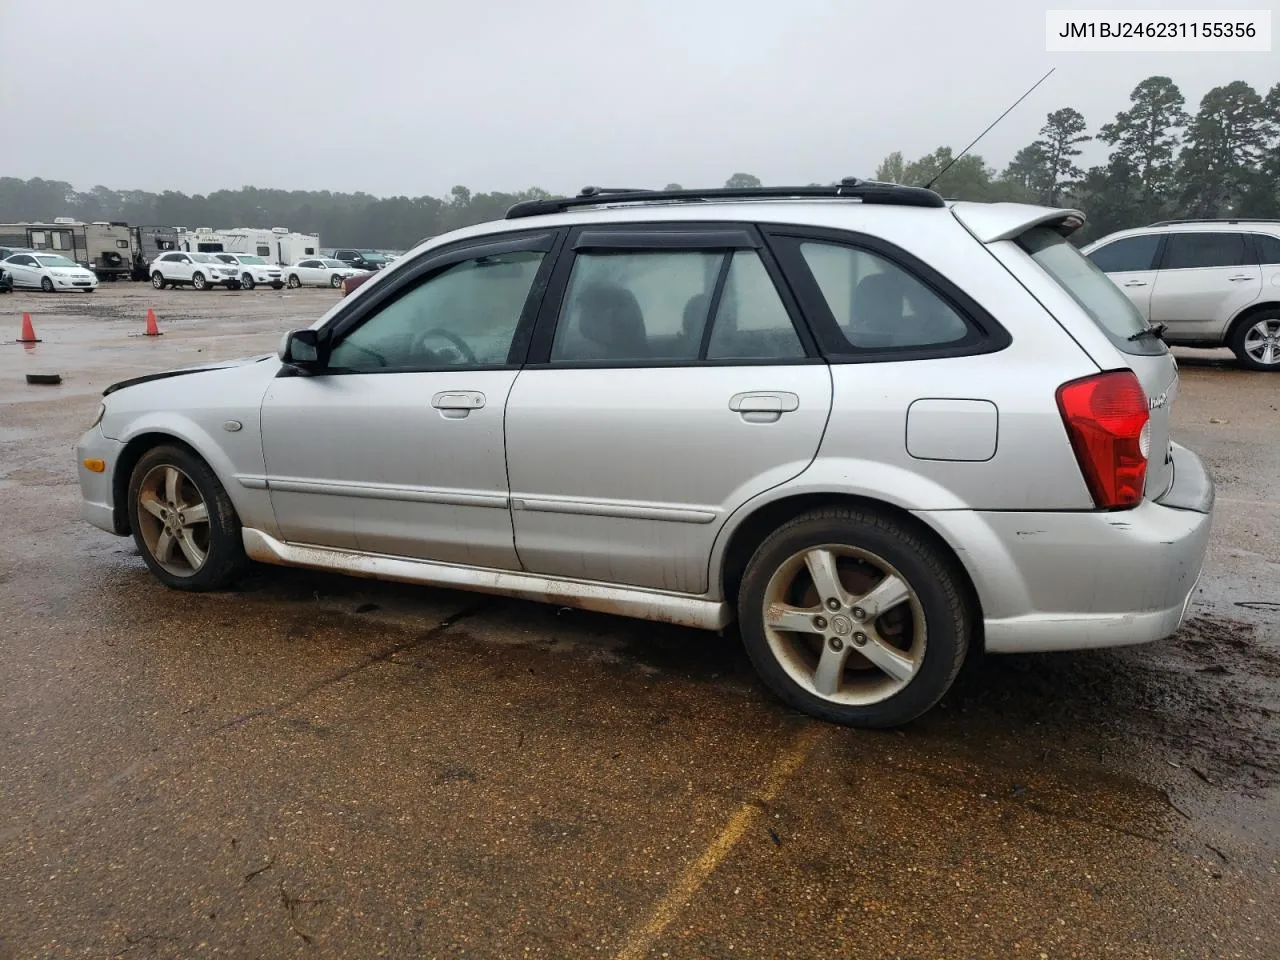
[285,258,359,289]
[1,252,98,293]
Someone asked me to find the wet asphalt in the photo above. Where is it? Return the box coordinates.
[0,285,1277,959]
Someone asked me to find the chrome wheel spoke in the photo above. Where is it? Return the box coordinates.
[804,549,848,607]
[175,529,206,570]
[766,601,824,634]
[182,502,208,526]
[154,528,176,564]
[1265,344,1277,366]
[813,642,852,696]
[139,494,166,521]
[853,574,910,621]
[854,630,916,682]
[163,466,180,505]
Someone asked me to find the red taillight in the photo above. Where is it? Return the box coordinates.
[1056,371,1151,509]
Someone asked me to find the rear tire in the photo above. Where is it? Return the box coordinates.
[1229,310,1280,371]
[126,444,248,591]
[287,274,301,289]
[271,282,284,290]
[737,507,970,729]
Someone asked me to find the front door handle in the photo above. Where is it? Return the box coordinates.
[1228,275,1254,282]
[431,390,485,419]
[729,391,800,424]
[1121,280,1148,287]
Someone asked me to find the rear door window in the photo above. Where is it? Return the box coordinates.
[1253,233,1280,265]
[1018,226,1165,357]
[1087,235,1162,273]
[1160,232,1251,269]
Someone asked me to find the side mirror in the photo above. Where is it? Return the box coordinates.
[279,328,324,372]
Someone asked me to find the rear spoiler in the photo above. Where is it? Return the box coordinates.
[949,202,1086,243]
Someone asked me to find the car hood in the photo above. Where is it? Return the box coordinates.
[103,352,276,396]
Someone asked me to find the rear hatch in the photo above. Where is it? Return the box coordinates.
[952,203,1177,501]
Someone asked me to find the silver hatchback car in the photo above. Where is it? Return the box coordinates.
[76,181,1215,728]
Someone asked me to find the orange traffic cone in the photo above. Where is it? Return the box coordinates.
[144,307,162,337]
[17,312,41,343]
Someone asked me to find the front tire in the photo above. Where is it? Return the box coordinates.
[240,273,255,291]
[40,277,54,293]
[1229,311,1280,371]
[191,272,208,291]
[126,444,248,591]
[151,271,167,290]
[737,507,970,729]
[330,273,344,288]
[287,274,301,289]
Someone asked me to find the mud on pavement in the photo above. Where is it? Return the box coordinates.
[0,286,1277,959]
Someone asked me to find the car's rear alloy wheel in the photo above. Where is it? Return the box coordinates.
[738,508,970,728]
[1231,312,1280,371]
[191,272,208,290]
[151,271,166,290]
[40,277,54,293]
[240,273,255,290]
[127,445,248,591]
[330,273,343,288]
[287,274,301,288]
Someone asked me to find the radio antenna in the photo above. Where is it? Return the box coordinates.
[923,67,1056,191]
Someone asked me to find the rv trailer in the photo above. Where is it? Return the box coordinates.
[130,225,181,280]
[177,226,321,266]
[0,219,134,280]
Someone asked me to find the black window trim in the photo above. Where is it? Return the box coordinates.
[761,224,1012,363]
[280,228,564,379]
[1155,230,1254,271]
[524,220,823,369]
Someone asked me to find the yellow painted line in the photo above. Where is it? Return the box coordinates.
[614,723,825,960]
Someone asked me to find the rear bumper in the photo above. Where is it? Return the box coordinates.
[916,442,1214,654]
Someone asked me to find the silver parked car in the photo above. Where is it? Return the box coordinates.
[76,181,1214,728]
[1081,219,1280,370]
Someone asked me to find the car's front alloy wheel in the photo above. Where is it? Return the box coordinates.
[127,445,248,591]
[40,277,54,293]
[330,273,343,288]
[240,273,255,290]
[738,508,970,728]
[191,272,208,291]
[151,272,166,290]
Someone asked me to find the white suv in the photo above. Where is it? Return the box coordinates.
[211,253,285,291]
[1082,219,1280,370]
[150,252,242,291]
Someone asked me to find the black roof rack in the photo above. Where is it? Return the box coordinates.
[1147,218,1280,227]
[504,178,946,219]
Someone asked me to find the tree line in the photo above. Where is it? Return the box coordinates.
[0,75,1275,248]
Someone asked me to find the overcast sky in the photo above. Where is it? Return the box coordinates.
[2,0,1275,198]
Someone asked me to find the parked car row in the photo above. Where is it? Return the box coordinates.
[148,253,360,291]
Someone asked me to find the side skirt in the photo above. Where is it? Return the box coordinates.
[241,528,732,631]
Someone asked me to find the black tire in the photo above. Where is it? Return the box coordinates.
[737,507,970,729]
[287,274,301,289]
[1228,309,1280,372]
[191,272,208,291]
[40,277,54,293]
[126,444,248,591]
[271,282,284,290]
[151,271,167,290]
[240,273,255,291]
[330,273,344,288]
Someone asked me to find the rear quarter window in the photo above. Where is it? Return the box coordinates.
[1018,226,1166,357]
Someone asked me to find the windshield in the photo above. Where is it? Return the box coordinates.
[321,259,348,268]
[1016,227,1163,354]
[237,255,267,264]
[36,255,77,268]
[190,253,219,264]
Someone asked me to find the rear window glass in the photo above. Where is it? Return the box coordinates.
[1018,227,1165,356]
[1252,233,1280,265]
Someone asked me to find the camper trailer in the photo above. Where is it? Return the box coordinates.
[0,219,135,280]
[130,225,181,280]
[177,226,321,266]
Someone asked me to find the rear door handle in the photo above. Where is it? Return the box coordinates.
[1121,280,1148,287]
[1228,275,1254,282]
[431,390,485,419]
[729,391,799,423]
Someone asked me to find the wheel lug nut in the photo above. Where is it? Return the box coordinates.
[852,607,866,621]
[813,615,827,630]
[853,632,868,646]
[825,598,840,611]
[827,636,844,652]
